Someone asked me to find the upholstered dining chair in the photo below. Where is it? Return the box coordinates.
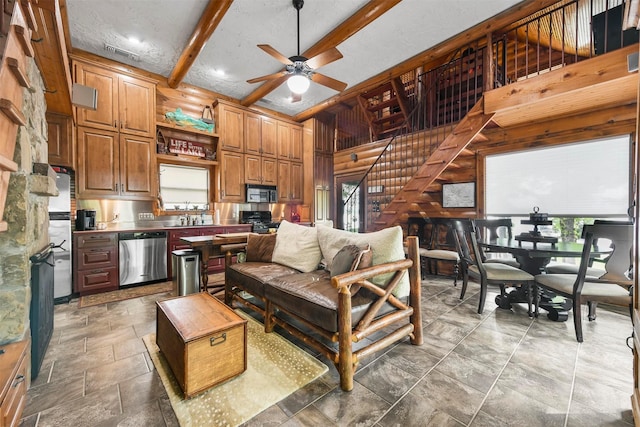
[534,222,633,342]
[475,218,520,268]
[423,218,461,286]
[545,219,633,276]
[452,219,535,315]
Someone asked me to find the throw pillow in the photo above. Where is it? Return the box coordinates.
[329,244,372,278]
[272,220,322,273]
[316,225,409,297]
[245,233,277,262]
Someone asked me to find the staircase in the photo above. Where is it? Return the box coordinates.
[357,77,413,141]
[370,99,493,230]
[344,46,491,232]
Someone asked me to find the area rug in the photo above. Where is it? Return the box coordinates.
[77,273,226,308]
[143,311,328,427]
[78,282,174,308]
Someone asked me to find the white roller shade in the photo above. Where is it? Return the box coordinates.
[486,135,630,217]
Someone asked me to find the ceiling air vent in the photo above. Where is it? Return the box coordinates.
[104,43,140,61]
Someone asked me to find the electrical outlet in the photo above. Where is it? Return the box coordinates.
[138,212,155,220]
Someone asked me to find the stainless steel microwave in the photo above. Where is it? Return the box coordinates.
[246,184,277,203]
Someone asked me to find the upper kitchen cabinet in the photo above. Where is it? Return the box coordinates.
[245,112,277,158]
[46,112,73,168]
[277,121,303,162]
[76,126,154,200]
[219,150,244,202]
[73,60,156,138]
[215,100,244,152]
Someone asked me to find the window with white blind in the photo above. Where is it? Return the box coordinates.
[159,164,209,210]
[485,135,631,217]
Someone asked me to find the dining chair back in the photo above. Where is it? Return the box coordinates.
[452,219,534,315]
[475,218,514,241]
[545,219,633,276]
[474,218,520,267]
[534,222,633,342]
[423,218,461,285]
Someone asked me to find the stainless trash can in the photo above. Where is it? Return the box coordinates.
[172,249,201,296]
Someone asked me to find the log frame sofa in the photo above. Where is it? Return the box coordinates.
[224,221,423,391]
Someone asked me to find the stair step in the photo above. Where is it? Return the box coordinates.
[375,111,405,124]
[367,97,401,113]
[363,82,394,98]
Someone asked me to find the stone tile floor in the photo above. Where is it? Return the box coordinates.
[20,276,634,426]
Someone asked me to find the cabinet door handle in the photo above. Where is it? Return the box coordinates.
[92,269,104,274]
[114,120,117,128]
[115,183,118,192]
[13,374,25,387]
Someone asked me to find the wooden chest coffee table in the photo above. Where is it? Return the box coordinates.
[156,292,247,398]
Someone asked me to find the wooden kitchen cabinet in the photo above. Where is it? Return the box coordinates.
[76,126,154,200]
[0,340,28,427]
[216,101,244,152]
[277,121,303,162]
[73,60,156,138]
[244,112,277,158]
[218,150,245,202]
[278,160,303,203]
[244,154,277,185]
[74,232,118,295]
[46,112,73,168]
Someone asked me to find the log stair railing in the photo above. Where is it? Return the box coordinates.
[370,98,494,231]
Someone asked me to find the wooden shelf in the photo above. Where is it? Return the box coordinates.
[156,121,219,138]
[156,153,218,166]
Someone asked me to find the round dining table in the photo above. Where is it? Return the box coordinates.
[479,238,612,321]
[480,238,610,275]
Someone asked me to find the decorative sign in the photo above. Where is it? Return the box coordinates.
[167,137,206,158]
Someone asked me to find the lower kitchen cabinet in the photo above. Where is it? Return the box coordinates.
[0,340,28,427]
[74,232,118,295]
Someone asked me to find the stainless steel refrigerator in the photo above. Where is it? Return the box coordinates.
[48,167,73,302]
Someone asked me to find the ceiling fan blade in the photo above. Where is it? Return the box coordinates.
[311,73,348,92]
[290,93,302,103]
[257,44,293,65]
[305,47,343,70]
[246,71,287,84]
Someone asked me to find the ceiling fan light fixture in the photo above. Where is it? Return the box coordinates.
[287,73,310,94]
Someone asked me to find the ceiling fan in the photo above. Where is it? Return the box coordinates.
[246,0,348,102]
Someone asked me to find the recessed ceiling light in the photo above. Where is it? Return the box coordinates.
[128,36,142,44]
[212,68,225,76]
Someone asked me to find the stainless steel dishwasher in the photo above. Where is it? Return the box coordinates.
[118,231,168,287]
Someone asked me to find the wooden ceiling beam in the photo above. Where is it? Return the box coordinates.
[293,0,560,122]
[240,0,402,108]
[167,0,233,89]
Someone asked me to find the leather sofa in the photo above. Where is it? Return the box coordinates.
[224,222,423,391]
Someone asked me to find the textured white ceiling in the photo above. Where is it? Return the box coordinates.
[66,0,524,116]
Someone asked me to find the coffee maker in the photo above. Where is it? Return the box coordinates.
[75,209,96,230]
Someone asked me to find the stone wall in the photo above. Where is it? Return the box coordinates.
[0,57,53,345]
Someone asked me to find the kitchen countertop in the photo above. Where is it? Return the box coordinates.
[72,223,252,234]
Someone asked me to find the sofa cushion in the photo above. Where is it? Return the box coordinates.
[316,225,409,297]
[246,233,276,262]
[227,262,300,297]
[264,270,404,333]
[272,220,322,273]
